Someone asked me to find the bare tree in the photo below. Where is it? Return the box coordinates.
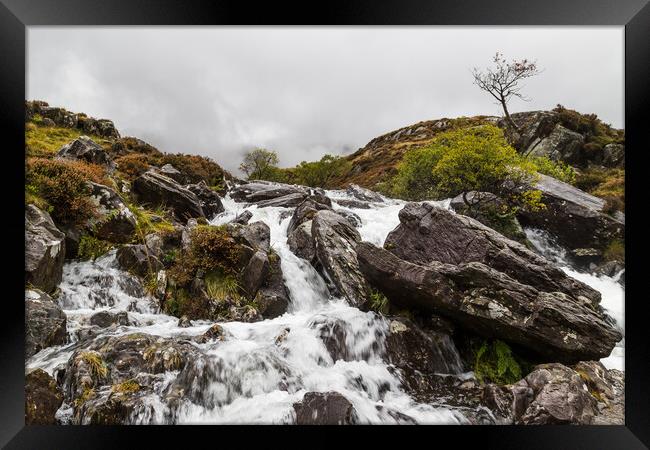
[472,52,542,133]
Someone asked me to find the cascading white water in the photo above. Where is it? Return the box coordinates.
[525,228,625,371]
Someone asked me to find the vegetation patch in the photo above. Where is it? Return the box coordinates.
[603,239,624,262]
[529,156,576,184]
[77,235,113,261]
[472,339,525,385]
[81,351,109,380]
[368,289,390,315]
[26,119,111,158]
[575,167,624,213]
[111,379,140,394]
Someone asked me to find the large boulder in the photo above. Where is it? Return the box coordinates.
[25,289,67,359]
[132,170,205,221]
[287,197,332,234]
[255,253,290,319]
[311,210,370,309]
[240,250,270,298]
[228,221,271,253]
[230,181,307,203]
[602,143,625,168]
[86,182,137,243]
[356,242,621,363]
[255,192,307,208]
[116,244,164,278]
[158,164,184,183]
[25,205,66,293]
[525,124,585,164]
[56,136,114,168]
[89,310,131,328]
[287,221,316,263]
[517,174,624,252]
[186,180,225,219]
[346,184,384,203]
[77,116,120,139]
[385,202,600,305]
[25,369,64,425]
[293,392,356,425]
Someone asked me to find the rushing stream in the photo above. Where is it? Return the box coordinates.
[26,191,625,424]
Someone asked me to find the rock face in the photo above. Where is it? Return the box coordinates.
[229,221,271,253]
[525,124,585,164]
[25,369,64,425]
[311,210,369,309]
[517,174,624,252]
[293,392,356,425]
[287,221,316,263]
[86,182,137,243]
[484,361,624,425]
[385,203,600,305]
[159,164,184,183]
[132,170,205,221]
[357,242,621,363]
[186,181,225,219]
[346,184,384,203]
[63,333,202,424]
[116,244,164,278]
[241,250,270,298]
[255,253,290,319]
[603,143,625,167]
[56,136,114,168]
[25,205,66,293]
[25,289,67,359]
[287,197,332,234]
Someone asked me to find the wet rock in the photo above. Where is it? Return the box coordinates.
[231,210,252,225]
[573,361,624,425]
[517,174,624,252]
[86,182,137,243]
[595,260,625,283]
[241,250,270,298]
[56,136,114,168]
[25,205,66,292]
[132,170,205,221]
[335,199,372,209]
[255,253,290,319]
[193,324,226,344]
[177,315,193,328]
[25,289,67,359]
[287,221,316,263]
[25,369,63,425]
[346,184,384,203]
[569,248,602,270]
[293,392,356,425]
[255,192,308,208]
[312,210,370,309]
[89,311,130,328]
[385,202,601,306]
[336,209,362,228]
[186,180,225,219]
[357,242,621,363]
[287,198,332,234]
[230,181,307,203]
[116,244,164,278]
[229,221,271,252]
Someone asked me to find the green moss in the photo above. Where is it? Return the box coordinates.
[77,235,113,261]
[74,387,96,408]
[111,379,140,394]
[603,239,624,262]
[473,339,523,385]
[80,351,108,379]
[368,289,390,315]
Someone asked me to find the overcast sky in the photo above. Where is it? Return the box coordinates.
[27,27,623,173]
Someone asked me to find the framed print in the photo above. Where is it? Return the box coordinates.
[1,0,648,448]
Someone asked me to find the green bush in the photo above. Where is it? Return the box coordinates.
[77,235,113,261]
[473,339,523,385]
[388,125,543,214]
[293,154,351,188]
[603,239,624,262]
[529,156,576,184]
[368,289,390,315]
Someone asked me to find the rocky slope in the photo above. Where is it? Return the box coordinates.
[24,101,624,425]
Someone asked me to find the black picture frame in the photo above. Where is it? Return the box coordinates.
[1,0,648,448]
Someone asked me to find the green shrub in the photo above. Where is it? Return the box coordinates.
[157,153,225,185]
[293,154,352,188]
[25,122,111,158]
[26,157,109,226]
[115,153,151,180]
[368,289,390,315]
[529,156,576,184]
[388,125,543,214]
[473,339,522,385]
[77,235,113,261]
[603,239,624,262]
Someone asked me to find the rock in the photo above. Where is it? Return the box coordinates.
[384,317,463,377]
[525,124,585,164]
[602,143,625,168]
[231,210,252,225]
[64,333,202,424]
[255,192,308,208]
[89,311,130,328]
[25,205,66,292]
[39,105,78,128]
[356,242,621,363]
[25,369,63,425]
[517,174,624,252]
[177,315,192,328]
[25,289,67,359]
[336,209,362,228]
[86,182,137,243]
[573,361,624,425]
[56,136,114,168]
[569,248,602,270]
[40,117,56,127]
[116,244,163,278]
[229,221,271,252]
[230,181,307,203]
[186,180,225,219]
[287,198,332,234]
[311,210,370,309]
[132,170,205,221]
[158,164,184,183]
[77,117,120,139]
[156,270,168,298]
[193,324,226,344]
[287,221,316,263]
[595,260,625,281]
[385,202,601,306]
[241,250,270,298]
[60,224,82,259]
[293,392,356,425]
[346,184,384,203]
[335,199,372,209]
[255,253,290,319]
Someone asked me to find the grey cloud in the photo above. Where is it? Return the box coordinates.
[27,27,623,173]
